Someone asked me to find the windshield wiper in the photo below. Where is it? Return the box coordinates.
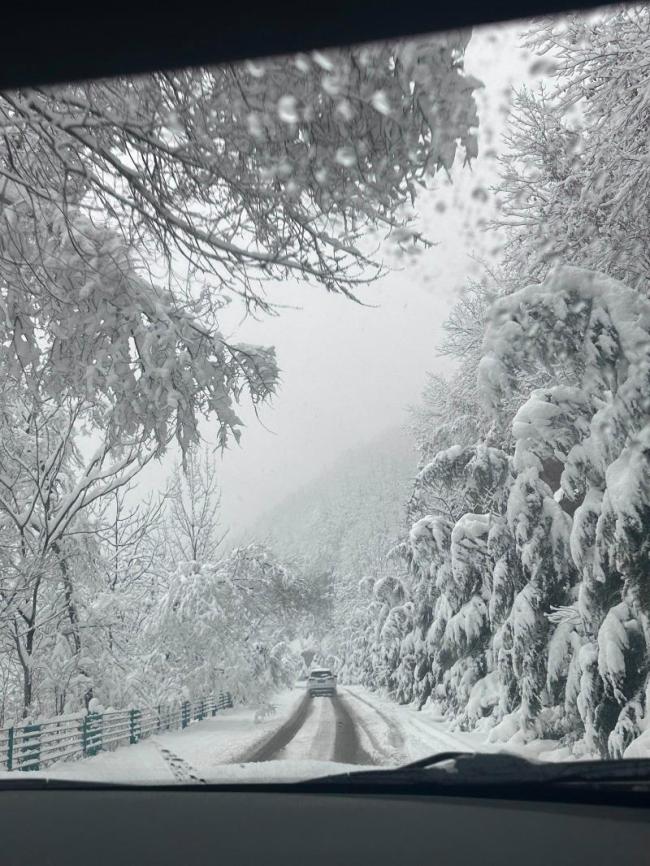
[398,751,650,784]
[300,752,650,805]
[396,752,650,786]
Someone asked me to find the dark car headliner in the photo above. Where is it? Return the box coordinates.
[2,1,608,90]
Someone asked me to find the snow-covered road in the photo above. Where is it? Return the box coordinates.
[244,690,372,764]
[25,681,590,785]
[253,693,340,762]
[33,684,475,784]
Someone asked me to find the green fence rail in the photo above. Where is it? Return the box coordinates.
[0,691,233,772]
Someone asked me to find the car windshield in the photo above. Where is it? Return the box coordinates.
[1,2,650,789]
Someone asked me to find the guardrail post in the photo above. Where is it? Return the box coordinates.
[129,709,141,744]
[157,705,162,732]
[6,726,14,770]
[20,724,41,771]
[84,712,102,756]
[181,701,190,729]
[217,690,233,710]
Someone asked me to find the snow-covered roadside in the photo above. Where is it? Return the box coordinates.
[7,689,305,784]
[343,686,474,764]
[342,685,586,764]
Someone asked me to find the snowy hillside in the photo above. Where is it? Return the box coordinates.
[243,428,415,577]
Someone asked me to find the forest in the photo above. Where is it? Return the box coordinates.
[330,8,650,759]
[0,5,649,764]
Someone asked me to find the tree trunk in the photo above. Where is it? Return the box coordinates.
[54,543,94,708]
[14,616,35,720]
[21,663,32,719]
[14,569,42,719]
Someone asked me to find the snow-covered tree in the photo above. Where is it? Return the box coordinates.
[0,210,278,455]
[162,447,227,571]
[481,264,650,752]
[409,279,497,469]
[0,369,172,718]
[0,35,480,313]
[497,7,650,293]
[150,544,305,702]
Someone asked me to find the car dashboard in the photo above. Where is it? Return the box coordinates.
[1,786,647,865]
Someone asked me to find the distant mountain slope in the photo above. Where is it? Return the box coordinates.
[244,428,415,576]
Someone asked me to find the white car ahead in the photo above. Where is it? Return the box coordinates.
[307,667,337,697]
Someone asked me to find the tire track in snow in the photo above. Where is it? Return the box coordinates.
[244,693,311,762]
[401,713,477,757]
[345,686,476,759]
[342,688,406,763]
[243,693,375,765]
[331,694,373,764]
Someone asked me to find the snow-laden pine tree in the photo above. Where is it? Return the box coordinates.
[481,264,650,754]
[386,445,509,719]
[401,519,451,708]
[340,9,650,759]
[349,264,650,756]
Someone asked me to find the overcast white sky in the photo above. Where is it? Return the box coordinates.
[137,20,534,535]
